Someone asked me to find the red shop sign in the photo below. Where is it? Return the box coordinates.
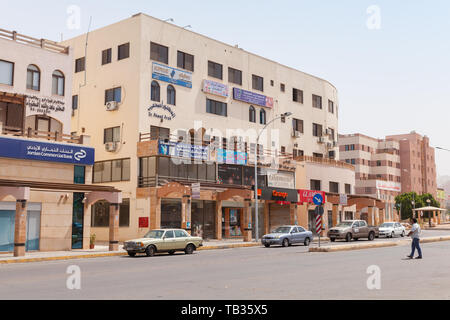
[139,217,149,228]
[298,189,326,204]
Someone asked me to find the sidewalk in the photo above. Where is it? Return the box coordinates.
[0,236,328,264]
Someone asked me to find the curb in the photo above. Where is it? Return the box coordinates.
[309,236,450,253]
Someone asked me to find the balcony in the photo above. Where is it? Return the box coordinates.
[294,155,355,170]
[0,28,69,54]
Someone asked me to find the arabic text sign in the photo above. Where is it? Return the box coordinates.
[202,80,229,97]
[267,171,295,189]
[298,189,326,204]
[0,136,94,165]
[233,88,273,108]
[217,149,247,165]
[25,95,66,116]
[158,141,209,161]
[376,180,401,192]
[152,62,192,88]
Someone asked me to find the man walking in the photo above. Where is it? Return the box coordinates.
[407,218,422,259]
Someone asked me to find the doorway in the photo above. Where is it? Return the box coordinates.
[222,208,243,238]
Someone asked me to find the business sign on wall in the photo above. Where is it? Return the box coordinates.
[0,136,94,165]
[298,189,326,204]
[148,102,176,121]
[216,149,247,165]
[25,95,65,116]
[376,180,401,192]
[267,171,295,189]
[152,63,192,88]
[158,141,209,161]
[259,187,298,203]
[202,80,229,98]
[232,88,273,108]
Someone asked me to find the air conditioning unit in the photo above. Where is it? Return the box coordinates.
[105,101,118,111]
[105,142,118,152]
[292,130,301,138]
[318,136,326,143]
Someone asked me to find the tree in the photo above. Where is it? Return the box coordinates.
[394,192,440,220]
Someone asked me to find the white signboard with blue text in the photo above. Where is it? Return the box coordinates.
[0,136,94,165]
[152,63,192,88]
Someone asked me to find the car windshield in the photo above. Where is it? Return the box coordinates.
[336,222,353,227]
[380,223,394,227]
[272,227,292,233]
[144,230,164,239]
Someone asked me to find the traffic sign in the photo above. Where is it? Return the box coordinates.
[314,205,324,216]
[312,193,323,206]
[315,215,322,234]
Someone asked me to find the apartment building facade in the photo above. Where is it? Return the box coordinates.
[62,13,361,241]
[338,133,401,221]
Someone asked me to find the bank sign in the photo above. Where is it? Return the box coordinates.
[233,88,273,108]
[152,62,192,88]
[0,136,94,165]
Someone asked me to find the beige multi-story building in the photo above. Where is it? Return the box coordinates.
[338,133,401,221]
[386,131,437,197]
[61,13,364,241]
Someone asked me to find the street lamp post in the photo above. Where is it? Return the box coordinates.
[426,199,431,227]
[254,112,292,242]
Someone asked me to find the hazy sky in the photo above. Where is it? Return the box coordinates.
[2,0,449,178]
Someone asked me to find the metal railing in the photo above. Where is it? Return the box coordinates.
[0,28,69,54]
[1,126,81,144]
[295,155,355,170]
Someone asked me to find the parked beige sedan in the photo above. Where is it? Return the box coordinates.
[123,229,203,257]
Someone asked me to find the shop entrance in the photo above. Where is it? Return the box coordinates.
[222,208,243,238]
[161,199,182,228]
[0,207,41,252]
[191,200,216,239]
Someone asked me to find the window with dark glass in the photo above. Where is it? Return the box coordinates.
[118,43,130,60]
[260,109,266,124]
[26,64,40,91]
[312,94,322,109]
[150,42,168,64]
[228,67,242,85]
[249,106,256,123]
[151,81,160,102]
[270,80,274,86]
[167,85,176,105]
[313,153,323,158]
[75,57,85,73]
[293,118,303,133]
[104,126,120,143]
[206,98,227,116]
[208,61,223,79]
[177,51,194,71]
[293,88,303,103]
[150,126,170,141]
[0,59,14,85]
[252,74,263,91]
[329,181,339,193]
[74,165,85,184]
[72,95,78,110]
[102,48,112,65]
[312,123,323,137]
[280,83,285,92]
[293,149,304,157]
[105,87,121,103]
[345,184,351,194]
[310,179,321,191]
[328,100,334,113]
[91,198,130,227]
[52,70,65,96]
[93,158,130,183]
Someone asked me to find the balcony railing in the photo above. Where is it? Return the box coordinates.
[1,126,82,144]
[295,155,355,170]
[0,28,69,54]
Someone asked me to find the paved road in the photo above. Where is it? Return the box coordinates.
[1,232,450,300]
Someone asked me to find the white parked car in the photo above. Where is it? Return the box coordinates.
[378,222,406,238]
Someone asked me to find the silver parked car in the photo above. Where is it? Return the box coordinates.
[378,222,406,238]
[261,225,313,247]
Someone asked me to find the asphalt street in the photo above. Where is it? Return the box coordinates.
[1,231,450,300]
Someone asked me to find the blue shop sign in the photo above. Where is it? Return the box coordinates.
[152,63,192,88]
[217,149,247,165]
[0,136,95,165]
[159,141,209,161]
[233,88,274,108]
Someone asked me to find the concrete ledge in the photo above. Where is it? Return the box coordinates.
[0,252,128,264]
[309,241,398,252]
[420,236,450,243]
[198,242,260,251]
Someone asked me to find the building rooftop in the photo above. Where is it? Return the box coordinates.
[0,28,69,54]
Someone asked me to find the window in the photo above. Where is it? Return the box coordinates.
[175,230,188,237]
[292,118,303,133]
[102,48,112,65]
[310,179,321,191]
[377,160,381,167]
[75,57,85,73]
[150,42,168,64]
[228,67,242,85]
[329,182,339,193]
[206,98,227,117]
[177,51,194,71]
[74,165,85,184]
[293,88,303,103]
[150,125,170,141]
[312,123,323,137]
[164,230,175,238]
[91,198,130,227]
[328,100,334,113]
[72,95,78,111]
[328,128,335,141]
[52,70,65,96]
[312,94,322,109]
[293,149,304,158]
[345,184,351,194]
[105,87,121,103]
[167,85,176,105]
[351,159,356,165]
[104,126,120,143]
[260,109,266,124]
[118,43,130,60]
[280,83,285,92]
[252,74,264,91]
[0,59,14,85]
[93,159,130,183]
[208,61,223,79]
[270,80,274,86]
[26,64,40,91]
[150,81,160,102]
[249,106,256,123]
[313,153,323,158]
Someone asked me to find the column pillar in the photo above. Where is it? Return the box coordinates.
[354,211,361,220]
[215,200,222,240]
[181,196,187,229]
[298,203,308,230]
[14,200,28,257]
[83,203,92,250]
[290,203,296,225]
[150,195,161,229]
[109,203,120,251]
[243,199,252,242]
[374,208,380,226]
[438,211,441,225]
[332,204,339,227]
[264,201,270,235]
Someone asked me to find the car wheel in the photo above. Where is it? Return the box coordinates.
[330,238,336,242]
[368,232,375,241]
[264,244,270,248]
[168,250,175,255]
[345,233,352,242]
[145,245,156,257]
[282,238,289,247]
[304,237,311,246]
[185,244,195,255]
[401,231,405,237]
[127,251,136,257]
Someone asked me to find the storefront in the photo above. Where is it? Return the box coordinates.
[192,200,216,239]
[259,187,298,231]
[161,198,182,228]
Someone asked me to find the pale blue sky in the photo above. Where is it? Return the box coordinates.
[2,0,449,178]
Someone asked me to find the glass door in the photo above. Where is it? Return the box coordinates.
[0,210,15,252]
[72,193,84,249]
